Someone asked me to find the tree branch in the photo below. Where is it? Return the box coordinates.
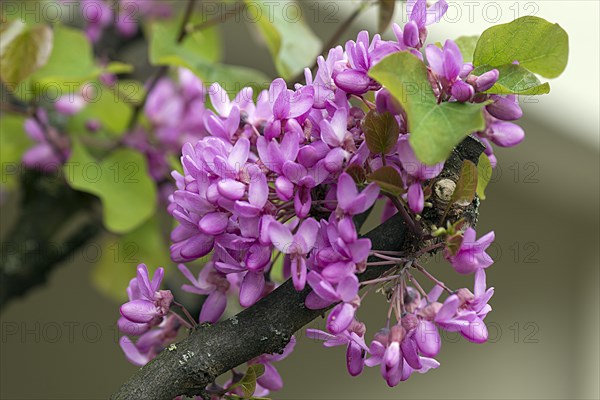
[111,137,485,399]
[0,171,101,309]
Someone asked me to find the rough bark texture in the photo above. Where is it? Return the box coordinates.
[0,171,101,309]
[111,137,484,400]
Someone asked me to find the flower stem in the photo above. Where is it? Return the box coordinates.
[387,194,422,237]
[169,310,193,330]
[413,262,453,294]
[173,300,198,328]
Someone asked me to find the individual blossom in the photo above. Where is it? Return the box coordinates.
[302,46,344,108]
[248,336,296,394]
[445,228,495,274]
[178,263,229,323]
[213,244,272,307]
[119,314,180,366]
[333,31,397,95]
[307,271,360,334]
[54,93,87,115]
[267,218,319,290]
[434,270,494,344]
[365,323,440,386]
[397,135,444,213]
[480,108,525,148]
[120,264,173,325]
[336,172,380,216]
[402,0,448,49]
[263,78,314,140]
[425,39,474,102]
[306,319,369,376]
[434,292,487,344]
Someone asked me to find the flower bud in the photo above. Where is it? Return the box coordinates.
[456,288,474,305]
[389,324,406,343]
[403,21,420,48]
[488,121,525,147]
[401,314,419,332]
[475,69,499,92]
[55,95,86,116]
[486,95,523,121]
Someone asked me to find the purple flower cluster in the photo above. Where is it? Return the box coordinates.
[118,264,178,366]
[111,0,526,393]
[22,109,70,173]
[77,0,172,43]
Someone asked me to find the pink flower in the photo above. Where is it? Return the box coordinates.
[178,263,229,323]
[307,319,369,376]
[268,218,319,290]
[445,228,495,274]
[336,172,380,216]
[120,264,173,325]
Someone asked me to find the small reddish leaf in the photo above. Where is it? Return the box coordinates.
[368,166,405,196]
[451,160,478,205]
[362,110,400,155]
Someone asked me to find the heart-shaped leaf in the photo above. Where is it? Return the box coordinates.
[0,22,53,85]
[369,51,485,165]
[451,160,478,205]
[64,139,157,233]
[362,110,400,155]
[476,153,492,200]
[473,16,568,78]
[368,166,405,196]
[474,64,550,95]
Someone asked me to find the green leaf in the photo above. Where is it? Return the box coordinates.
[149,22,269,95]
[0,22,53,85]
[473,63,550,95]
[473,16,568,78]
[241,364,265,398]
[30,25,97,85]
[369,51,485,165]
[368,166,405,196]
[64,139,157,233]
[8,25,131,101]
[114,79,146,104]
[362,111,400,155]
[149,19,221,66]
[476,153,492,200]
[0,114,32,189]
[346,164,367,184]
[228,364,266,399]
[92,217,170,302]
[378,0,396,32]
[68,82,133,136]
[104,61,134,75]
[451,160,477,205]
[454,35,479,63]
[242,0,321,80]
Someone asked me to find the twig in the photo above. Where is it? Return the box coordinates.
[387,195,422,237]
[185,1,245,33]
[413,262,453,294]
[291,2,371,84]
[125,0,198,132]
[31,110,67,164]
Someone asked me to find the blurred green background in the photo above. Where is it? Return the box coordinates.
[1,1,598,399]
